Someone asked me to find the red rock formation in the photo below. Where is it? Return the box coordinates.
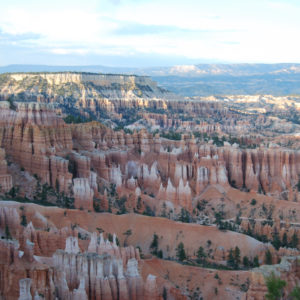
[0,148,13,192]
[52,236,156,300]
[0,101,298,213]
[0,102,73,193]
[73,178,94,210]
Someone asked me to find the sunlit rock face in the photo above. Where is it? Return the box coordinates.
[0,101,299,217]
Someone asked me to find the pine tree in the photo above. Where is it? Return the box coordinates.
[282,232,288,248]
[265,249,273,265]
[162,287,168,300]
[179,208,190,223]
[290,233,299,249]
[272,228,281,250]
[196,246,207,263]
[243,256,249,268]
[150,233,159,255]
[20,215,27,227]
[253,256,259,267]
[234,246,241,268]
[5,225,12,240]
[227,248,235,268]
[176,242,186,261]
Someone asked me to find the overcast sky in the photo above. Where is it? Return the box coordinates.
[1,0,300,67]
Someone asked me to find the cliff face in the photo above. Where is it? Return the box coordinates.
[0,72,174,109]
[9,73,155,86]
[0,148,12,192]
[69,122,300,204]
[0,101,73,194]
[0,102,299,214]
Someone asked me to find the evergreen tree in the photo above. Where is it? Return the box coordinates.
[272,228,281,250]
[176,242,186,261]
[282,232,288,248]
[150,233,159,255]
[290,233,299,249]
[20,215,27,227]
[215,211,225,229]
[243,256,249,268]
[157,250,163,258]
[234,246,241,268]
[227,248,235,268]
[196,246,207,263]
[162,287,168,300]
[253,256,260,267]
[5,225,12,240]
[179,208,190,223]
[265,249,273,265]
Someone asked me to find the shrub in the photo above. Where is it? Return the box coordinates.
[63,114,92,124]
[290,286,300,300]
[179,208,190,223]
[157,250,163,258]
[93,198,102,212]
[265,273,286,300]
[251,199,257,206]
[143,205,155,216]
[20,215,27,227]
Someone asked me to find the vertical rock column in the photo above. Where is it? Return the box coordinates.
[73,178,94,210]
[18,279,32,300]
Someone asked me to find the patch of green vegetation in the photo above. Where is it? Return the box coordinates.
[265,273,286,300]
[63,114,93,124]
[161,131,182,140]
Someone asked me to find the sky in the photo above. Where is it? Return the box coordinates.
[0,0,300,67]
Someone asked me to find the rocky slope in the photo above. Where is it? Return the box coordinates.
[1,201,300,300]
[0,96,300,298]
